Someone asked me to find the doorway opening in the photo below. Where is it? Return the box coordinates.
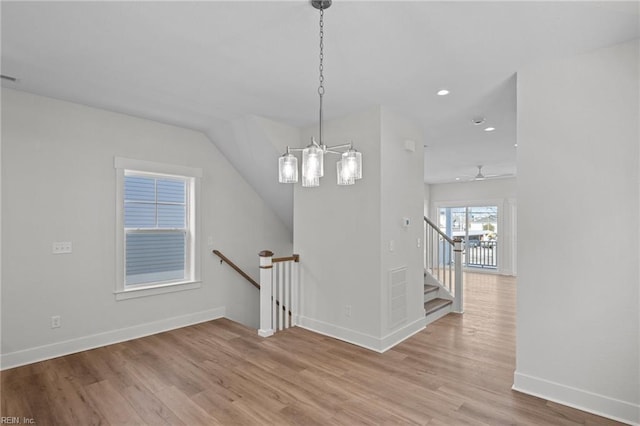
[438,206,498,270]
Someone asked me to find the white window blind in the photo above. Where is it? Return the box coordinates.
[124,174,188,286]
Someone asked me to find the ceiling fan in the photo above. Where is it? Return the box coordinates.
[474,165,490,180]
[460,165,512,182]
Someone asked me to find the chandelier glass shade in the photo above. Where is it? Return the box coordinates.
[336,160,353,186]
[277,0,362,187]
[342,149,362,180]
[278,152,298,183]
[302,142,324,179]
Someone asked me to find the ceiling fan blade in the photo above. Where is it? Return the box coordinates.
[455,166,515,182]
[484,173,515,179]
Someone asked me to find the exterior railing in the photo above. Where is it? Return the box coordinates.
[258,251,300,337]
[465,241,497,268]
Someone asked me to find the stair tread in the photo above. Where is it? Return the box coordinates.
[424,284,438,294]
[424,298,453,316]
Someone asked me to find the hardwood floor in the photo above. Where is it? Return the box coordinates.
[1,273,622,425]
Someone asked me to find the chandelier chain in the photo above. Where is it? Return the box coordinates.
[318,6,325,145]
[277,1,363,187]
[318,7,325,94]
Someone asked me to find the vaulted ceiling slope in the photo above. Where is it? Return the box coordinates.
[2,2,638,209]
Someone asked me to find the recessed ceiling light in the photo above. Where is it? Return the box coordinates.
[484,127,496,132]
[455,177,460,181]
[514,143,518,147]
[437,89,450,96]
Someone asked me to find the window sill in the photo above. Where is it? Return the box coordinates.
[115,280,202,301]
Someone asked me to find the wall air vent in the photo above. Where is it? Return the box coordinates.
[389,267,408,329]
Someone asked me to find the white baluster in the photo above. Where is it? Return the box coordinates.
[453,238,464,313]
[258,250,274,337]
[277,262,283,331]
[284,261,290,329]
[448,244,452,292]
[292,254,299,326]
[437,237,441,283]
[273,263,278,331]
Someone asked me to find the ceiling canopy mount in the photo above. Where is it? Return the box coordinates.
[311,0,332,10]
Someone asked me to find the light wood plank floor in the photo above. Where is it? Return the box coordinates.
[1,273,622,425]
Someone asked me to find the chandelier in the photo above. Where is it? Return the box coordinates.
[278,0,363,187]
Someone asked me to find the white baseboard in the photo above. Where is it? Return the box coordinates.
[513,371,639,425]
[379,317,427,352]
[1,307,226,370]
[297,315,426,353]
[257,328,274,337]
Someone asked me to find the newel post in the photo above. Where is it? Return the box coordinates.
[453,237,464,313]
[258,250,274,337]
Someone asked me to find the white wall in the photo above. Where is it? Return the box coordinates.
[424,183,431,217]
[515,40,639,424]
[1,89,292,368]
[295,106,426,351]
[429,177,517,207]
[380,107,425,342]
[206,115,300,232]
[429,178,517,275]
[295,107,383,347]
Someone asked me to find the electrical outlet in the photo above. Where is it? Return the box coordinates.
[417,237,422,248]
[51,315,61,329]
[52,242,72,254]
[345,305,352,317]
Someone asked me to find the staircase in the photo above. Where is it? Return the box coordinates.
[424,216,463,324]
[423,283,451,322]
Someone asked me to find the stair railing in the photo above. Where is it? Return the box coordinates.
[212,249,260,289]
[424,217,463,313]
[213,249,299,336]
[259,250,300,337]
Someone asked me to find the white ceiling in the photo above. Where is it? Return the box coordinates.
[2,1,639,184]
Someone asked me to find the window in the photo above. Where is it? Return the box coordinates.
[115,157,202,300]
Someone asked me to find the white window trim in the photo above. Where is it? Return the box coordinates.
[114,157,202,300]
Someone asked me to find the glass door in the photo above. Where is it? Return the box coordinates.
[438,206,498,269]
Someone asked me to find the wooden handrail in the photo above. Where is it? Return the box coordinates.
[272,254,300,264]
[212,249,260,290]
[424,216,455,245]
